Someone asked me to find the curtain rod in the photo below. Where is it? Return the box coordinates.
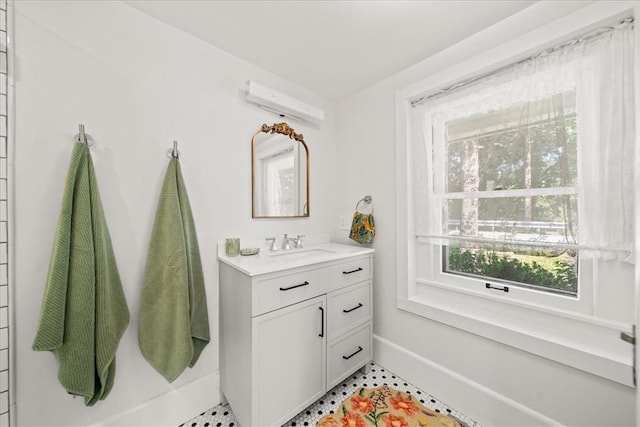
[410,17,634,108]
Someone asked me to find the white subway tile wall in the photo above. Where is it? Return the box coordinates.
[0,0,8,425]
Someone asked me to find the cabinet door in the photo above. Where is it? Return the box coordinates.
[252,295,326,426]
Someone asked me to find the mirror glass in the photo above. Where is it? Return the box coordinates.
[252,123,309,217]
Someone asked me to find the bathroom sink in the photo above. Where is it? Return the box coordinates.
[219,241,373,276]
[268,248,335,260]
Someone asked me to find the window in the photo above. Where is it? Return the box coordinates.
[442,91,579,297]
[410,20,633,310]
[397,17,635,384]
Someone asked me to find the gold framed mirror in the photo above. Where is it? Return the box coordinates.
[252,122,309,218]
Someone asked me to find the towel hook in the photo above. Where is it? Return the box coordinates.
[355,195,374,213]
[74,124,94,146]
[167,140,180,159]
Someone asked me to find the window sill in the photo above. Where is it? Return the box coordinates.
[398,280,633,387]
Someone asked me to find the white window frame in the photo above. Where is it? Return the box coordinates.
[395,4,638,386]
[417,74,589,314]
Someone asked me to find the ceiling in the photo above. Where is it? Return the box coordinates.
[125,1,546,101]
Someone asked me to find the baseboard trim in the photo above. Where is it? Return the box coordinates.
[373,335,563,427]
[89,370,220,427]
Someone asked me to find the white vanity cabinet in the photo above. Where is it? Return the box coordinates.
[219,244,373,427]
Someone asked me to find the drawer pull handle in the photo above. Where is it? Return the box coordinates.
[343,267,363,275]
[343,303,363,313]
[279,281,309,291]
[342,346,363,360]
[319,306,324,337]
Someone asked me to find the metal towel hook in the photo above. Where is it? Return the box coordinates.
[74,123,94,146]
[167,140,180,159]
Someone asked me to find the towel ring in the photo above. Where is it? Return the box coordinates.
[355,195,374,214]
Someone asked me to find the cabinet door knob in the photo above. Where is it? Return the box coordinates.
[342,346,363,360]
[279,281,310,291]
[319,306,324,337]
[342,267,363,275]
[343,303,363,313]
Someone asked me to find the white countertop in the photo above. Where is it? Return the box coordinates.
[218,242,374,276]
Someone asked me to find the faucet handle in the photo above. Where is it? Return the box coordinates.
[295,235,305,248]
[266,237,278,252]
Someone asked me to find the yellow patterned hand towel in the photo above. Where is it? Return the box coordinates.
[139,158,210,383]
[349,212,375,244]
[32,143,130,406]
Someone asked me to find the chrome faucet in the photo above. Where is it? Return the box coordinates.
[281,234,305,250]
[282,234,295,250]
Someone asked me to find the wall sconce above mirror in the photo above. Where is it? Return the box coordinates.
[245,81,325,124]
[252,122,309,218]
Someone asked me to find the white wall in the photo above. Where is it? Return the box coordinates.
[12,1,337,426]
[12,1,640,426]
[333,2,637,426]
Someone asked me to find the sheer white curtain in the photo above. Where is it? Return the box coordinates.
[412,20,634,262]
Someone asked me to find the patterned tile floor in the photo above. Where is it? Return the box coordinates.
[180,362,480,427]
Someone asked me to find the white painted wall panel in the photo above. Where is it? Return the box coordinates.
[334,2,637,426]
[12,2,337,426]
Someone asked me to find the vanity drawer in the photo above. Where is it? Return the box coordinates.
[252,255,372,317]
[328,257,372,288]
[327,323,372,389]
[252,268,328,316]
[327,281,371,339]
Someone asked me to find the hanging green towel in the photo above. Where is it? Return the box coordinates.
[139,158,210,383]
[349,212,376,244]
[32,143,130,406]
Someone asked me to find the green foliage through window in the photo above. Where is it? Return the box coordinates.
[446,246,578,296]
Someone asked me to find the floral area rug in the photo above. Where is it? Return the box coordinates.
[316,385,461,427]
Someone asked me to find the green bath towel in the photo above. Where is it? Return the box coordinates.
[32,143,130,406]
[139,158,210,382]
